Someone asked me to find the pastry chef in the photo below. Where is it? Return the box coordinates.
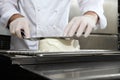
[0,0,107,51]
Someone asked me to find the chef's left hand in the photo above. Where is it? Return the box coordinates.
[64,12,98,38]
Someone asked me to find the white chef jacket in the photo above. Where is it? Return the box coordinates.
[0,0,107,50]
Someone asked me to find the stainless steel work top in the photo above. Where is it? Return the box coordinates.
[1,50,120,80]
[0,49,120,64]
[0,49,120,56]
[22,61,120,80]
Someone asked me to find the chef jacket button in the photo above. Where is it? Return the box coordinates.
[37,9,40,12]
[54,10,58,13]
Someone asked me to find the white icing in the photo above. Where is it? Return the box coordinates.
[39,38,80,52]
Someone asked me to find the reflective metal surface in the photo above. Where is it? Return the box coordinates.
[2,51,120,80]
[0,24,10,35]
[0,49,120,57]
[25,36,79,41]
[79,35,118,49]
[1,50,120,80]
[21,60,120,80]
[1,50,119,65]
[39,62,120,80]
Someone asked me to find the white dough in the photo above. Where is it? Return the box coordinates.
[39,38,80,52]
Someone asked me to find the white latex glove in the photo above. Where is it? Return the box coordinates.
[64,15,97,38]
[9,17,30,38]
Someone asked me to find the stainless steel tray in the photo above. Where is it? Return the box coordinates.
[1,50,120,64]
[0,49,120,56]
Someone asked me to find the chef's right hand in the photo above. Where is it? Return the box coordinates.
[9,16,30,39]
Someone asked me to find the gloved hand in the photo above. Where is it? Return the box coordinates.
[9,17,30,38]
[64,14,98,38]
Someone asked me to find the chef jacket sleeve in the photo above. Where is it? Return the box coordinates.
[77,0,107,29]
[0,0,20,27]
